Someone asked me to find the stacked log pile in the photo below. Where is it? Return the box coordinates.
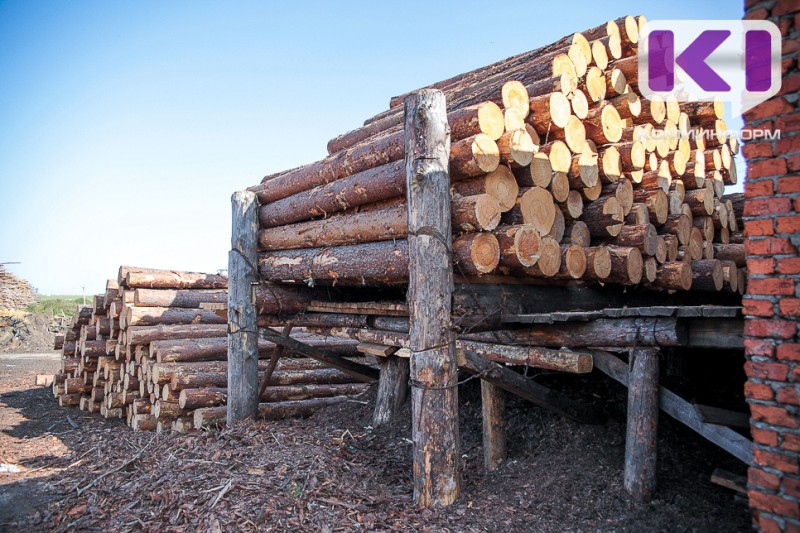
[51,267,370,431]
[0,266,37,312]
[250,15,746,296]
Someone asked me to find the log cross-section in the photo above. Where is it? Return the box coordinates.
[227,190,260,425]
[405,89,461,508]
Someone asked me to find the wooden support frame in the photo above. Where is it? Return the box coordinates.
[373,355,410,427]
[227,191,260,425]
[624,347,659,501]
[592,350,753,465]
[481,381,507,470]
[405,89,461,508]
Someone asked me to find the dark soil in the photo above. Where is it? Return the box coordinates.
[0,354,752,532]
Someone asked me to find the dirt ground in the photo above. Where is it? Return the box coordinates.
[0,353,753,532]
[0,314,64,354]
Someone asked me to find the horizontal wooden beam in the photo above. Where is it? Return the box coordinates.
[258,327,378,383]
[591,350,753,465]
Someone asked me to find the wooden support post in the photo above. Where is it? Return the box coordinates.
[227,191,260,425]
[624,347,659,502]
[373,355,410,427]
[481,381,506,470]
[405,89,461,508]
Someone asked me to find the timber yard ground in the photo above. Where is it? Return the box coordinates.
[1,352,752,532]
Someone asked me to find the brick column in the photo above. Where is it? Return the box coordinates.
[743,1,800,531]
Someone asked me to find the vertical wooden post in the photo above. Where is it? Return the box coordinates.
[481,381,507,470]
[227,190,260,425]
[624,347,660,501]
[405,89,460,507]
[373,355,410,427]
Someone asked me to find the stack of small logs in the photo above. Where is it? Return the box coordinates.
[51,266,370,432]
[250,15,746,296]
[0,265,37,312]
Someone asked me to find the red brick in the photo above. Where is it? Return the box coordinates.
[752,404,800,428]
[745,7,770,20]
[795,196,800,212]
[779,17,792,36]
[743,141,775,159]
[753,427,781,447]
[755,448,800,474]
[758,514,782,533]
[749,258,776,275]
[746,218,775,236]
[784,434,800,453]
[745,298,776,317]
[747,381,777,400]
[778,216,800,234]
[777,385,800,405]
[781,58,793,77]
[790,153,800,173]
[778,176,800,193]
[784,476,800,498]
[778,343,800,361]
[750,489,800,516]
[747,338,777,357]
[746,319,798,339]
[780,298,800,316]
[784,38,800,56]
[746,237,798,256]
[745,198,793,216]
[774,0,800,16]
[748,360,791,380]
[746,179,775,199]
[787,520,800,533]
[795,366,800,382]
[750,467,782,490]
[778,135,800,154]
[777,113,800,134]
[779,74,800,98]
[778,257,800,274]
[749,278,795,296]
[749,158,789,178]
[744,121,775,136]
[796,12,800,31]
[746,98,794,123]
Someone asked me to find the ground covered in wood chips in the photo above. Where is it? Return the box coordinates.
[1,353,752,532]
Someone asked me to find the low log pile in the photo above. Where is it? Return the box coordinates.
[0,265,37,312]
[250,15,745,295]
[51,267,371,431]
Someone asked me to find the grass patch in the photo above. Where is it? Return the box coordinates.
[27,295,87,316]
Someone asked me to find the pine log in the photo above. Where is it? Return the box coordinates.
[194,396,352,429]
[259,240,410,285]
[134,289,227,309]
[123,306,226,328]
[612,224,659,256]
[582,197,624,237]
[126,324,229,345]
[692,260,723,291]
[125,269,227,290]
[452,166,519,211]
[452,233,500,276]
[606,245,643,285]
[463,317,685,348]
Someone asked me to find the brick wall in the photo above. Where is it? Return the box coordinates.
[743,1,800,531]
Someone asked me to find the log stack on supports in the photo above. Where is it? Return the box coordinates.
[236,14,748,508]
[51,267,372,431]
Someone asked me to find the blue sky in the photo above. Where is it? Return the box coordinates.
[0,0,745,295]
